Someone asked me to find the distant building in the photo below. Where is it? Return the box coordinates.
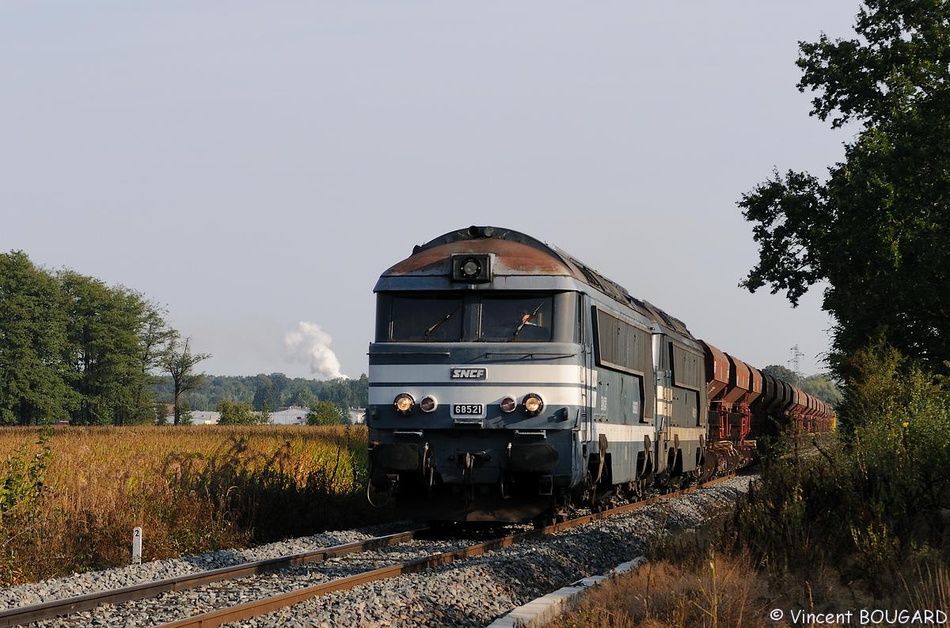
[190,411,219,425]
[269,406,309,425]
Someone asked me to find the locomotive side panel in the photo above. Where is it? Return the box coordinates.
[654,334,706,477]
[589,304,656,485]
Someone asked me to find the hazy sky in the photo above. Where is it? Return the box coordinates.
[2,2,861,380]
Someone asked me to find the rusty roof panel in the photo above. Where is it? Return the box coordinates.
[701,341,729,399]
[775,379,793,415]
[756,372,777,410]
[381,226,695,336]
[385,239,577,278]
[788,387,807,416]
[728,355,751,389]
[748,367,763,394]
[722,354,751,404]
[743,366,763,405]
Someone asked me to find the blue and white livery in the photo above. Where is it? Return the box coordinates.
[367,226,711,523]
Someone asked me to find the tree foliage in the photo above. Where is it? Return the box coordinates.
[251,374,282,413]
[59,271,172,425]
[155,373,368,413]
[0,251,364,427]
[307,400,347,426]
[740,0,950,378]
[0,252,178,425]
[762,365,843,406]
[215,401,267,425]
[161,334,210,426]
[0,252,73,425]
[736,344,950,593]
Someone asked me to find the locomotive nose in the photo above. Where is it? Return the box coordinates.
[508,442,559,473]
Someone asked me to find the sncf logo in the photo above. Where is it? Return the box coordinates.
[451,368,487,380]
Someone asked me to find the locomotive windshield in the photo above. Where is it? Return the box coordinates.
[380,293,558,342]
[390,295,464,341]
[480,295,552,341]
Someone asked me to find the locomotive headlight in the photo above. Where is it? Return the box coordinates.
[499,396,517,413]
[459,257,482,280]
[420,395,438,413]
[522,393,544,417]
[393,393,415,415]
[451,253,491,282]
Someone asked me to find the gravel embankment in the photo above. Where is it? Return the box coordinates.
[2,475,754,627]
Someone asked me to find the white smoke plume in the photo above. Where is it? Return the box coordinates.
[285,321,346,380]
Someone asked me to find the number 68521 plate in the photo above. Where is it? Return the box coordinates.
[452,404,484,416]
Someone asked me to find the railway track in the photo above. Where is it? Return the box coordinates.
[0,527,432,628]
[1,475,742,628]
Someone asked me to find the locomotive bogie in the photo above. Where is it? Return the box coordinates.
[586,422,656,485]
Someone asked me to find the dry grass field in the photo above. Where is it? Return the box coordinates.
[0,425,391,585]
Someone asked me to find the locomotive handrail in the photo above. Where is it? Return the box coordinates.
[513,430,547,439]
[481,352,577,359]
[366,350,453,356]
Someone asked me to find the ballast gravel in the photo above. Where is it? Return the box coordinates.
[1,475,753,627]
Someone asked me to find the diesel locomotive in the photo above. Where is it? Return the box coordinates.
[366,226,833,523]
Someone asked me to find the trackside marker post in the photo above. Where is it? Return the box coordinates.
[132,527,142,565]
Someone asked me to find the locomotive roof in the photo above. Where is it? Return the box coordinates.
[383,225,692,336]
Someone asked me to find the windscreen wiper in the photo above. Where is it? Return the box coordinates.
[424,306,461,340]
[512,301,546,339]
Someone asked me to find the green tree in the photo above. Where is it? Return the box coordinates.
[761,364,801,387]
[216,400,266,425]
[0,252,74,424]
[285,380,316,408]
[306,400,345,426]
[154,402,170,425]
[60,272,171,425]
[801,373,843,407]
[317,376,367,409]
[252,375,282,412]
[152,373,370,413]
[162,335,210,425]
[134,302,176,424]
[762,365,842,407]
[352,373,368,407]
[739,0,950,379]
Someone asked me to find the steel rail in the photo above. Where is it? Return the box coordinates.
[0,527,429,628]
[160,533,532,628]
[159,475,743,628]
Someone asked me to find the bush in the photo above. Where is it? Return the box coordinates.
[733,342,950,596]
[307,400,346,426]
[0,433,51,583]
[215,401,267,425]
